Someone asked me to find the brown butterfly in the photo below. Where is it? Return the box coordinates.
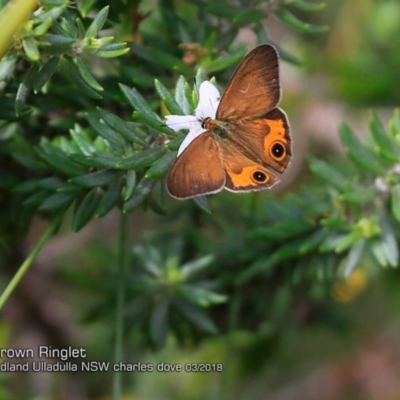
[166,44,291,199]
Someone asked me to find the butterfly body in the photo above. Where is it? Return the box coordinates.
[166,44,292,199]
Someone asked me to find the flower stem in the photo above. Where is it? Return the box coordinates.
[0,213,63,310]
[113,212,129,400]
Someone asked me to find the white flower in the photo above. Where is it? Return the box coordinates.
[165,81,220,156]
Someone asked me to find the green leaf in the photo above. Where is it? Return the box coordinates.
[85,6,109,38]
[12,178,38,193]
[37,177,64,190]
[95,179,122,217]
[308,156,346,189]
[289,1,326,12]
[181,255,214,277]
[75,17,86,40]
[155,79,184,115]
[42,34,75,45]
[375,147,400,163]
[339,123,386,175]
[38,143,85,177]
[74,57,103,92]
[237,257,278,285]
[194,69,205,95]
[147,195,167,216]
[202,51,244,73]
[121,64,154,88]
[94,42,129,58]
[69,153,96,167]
[76,0,96,17]
[299,230,326,254]
[70,125,97,155]
[389,109,400,137]
[124,170,136,201]
[42,34,75,53]
[335,231,360,253]
[254,219,314,241]
[15,63,39,115]
[86,110,125,149]
[87,152,122,169]
[319,234,346,252]
[146,151,176,179]
[118,146,166,170]
[391,185,400,223]
[39,192,76,211]
[0,54,17,83]
[69,169,122,188]
[97,107,147,146]
[193,195,211,213]
[339,187,377,204]
[184,80,195,112]
[271,238,304,262]
[175,76,192,115]
[233,9,265,25]
[123,176,155,212]
[148,47,193,75]
[57,183,81,193]
[369,111,398,161]
[60,56,102,99]
[73,188,101,231]
[37,5,66,22]
[32,17,53,37]
[205,3,241,18]
[119,83,158,119]
[134,111,175,135]
[379,213,399,267]
[173,299,218,334]
[22,37,40,61]
[150,299,169,348]
[41,0,67,6]
[342,240,365,277]
[371,239,389,267]
[24,190,51,207]
[34,56,59,93]
[166,136,184,151]
[274,8,329,34]
[178,284,226,307]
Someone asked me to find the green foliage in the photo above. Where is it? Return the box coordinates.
[60,236,226,348]
[0,0,328,236]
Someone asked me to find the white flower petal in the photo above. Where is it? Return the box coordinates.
[195,81,220,119]
[177,126,206,156]
[165,81,221,159]
[165,115,200,131]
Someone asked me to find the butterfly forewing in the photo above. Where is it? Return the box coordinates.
[216,45,281,120]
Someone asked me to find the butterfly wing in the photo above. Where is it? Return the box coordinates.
[221,144,280,192]
[216,44,280,120]
[166,133,225,199]
[220,108,292,191]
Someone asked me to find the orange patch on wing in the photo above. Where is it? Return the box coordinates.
[263,119,287,150]
[225,164,270,188]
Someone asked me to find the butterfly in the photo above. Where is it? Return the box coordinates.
[166,44,291,199]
